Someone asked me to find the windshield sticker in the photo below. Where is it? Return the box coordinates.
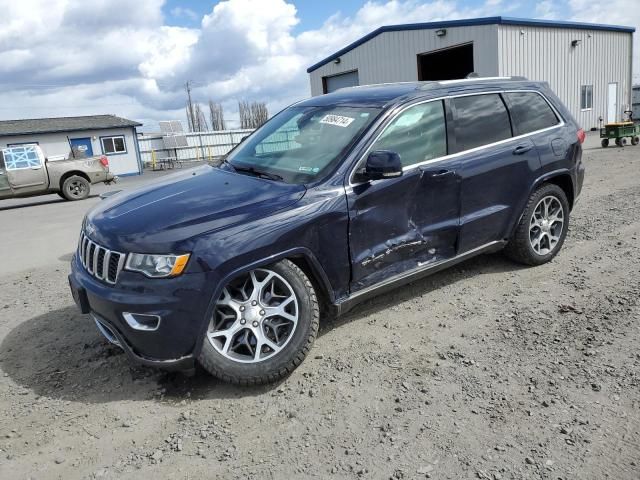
[298,166,320,173]
[320,114,355,128]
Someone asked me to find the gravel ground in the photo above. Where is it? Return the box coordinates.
[0,140,638,480]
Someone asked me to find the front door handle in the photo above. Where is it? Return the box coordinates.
[422,168,454,178]
[512,144,533,155]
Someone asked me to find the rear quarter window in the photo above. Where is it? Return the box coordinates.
[452,94,512,151]
[505,92,560,135]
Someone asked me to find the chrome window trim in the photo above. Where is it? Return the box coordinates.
[348,89,565,187]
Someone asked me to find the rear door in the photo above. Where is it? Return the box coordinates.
[347,99,461,291]
[452,93,541,252]
[4,145,48,195]
[503,91,565,172]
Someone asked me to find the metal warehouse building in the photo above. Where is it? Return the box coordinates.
[0,115,143,176]
[307,17,635,130]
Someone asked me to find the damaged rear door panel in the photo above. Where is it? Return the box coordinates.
[347,98,460,291]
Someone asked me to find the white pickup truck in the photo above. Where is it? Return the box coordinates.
[0,145,116,201]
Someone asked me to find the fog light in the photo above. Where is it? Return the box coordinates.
[123,312,161,331]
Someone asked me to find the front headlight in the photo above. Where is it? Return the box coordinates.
[125,253,191,278]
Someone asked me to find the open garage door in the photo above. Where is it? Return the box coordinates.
[323,70,359,93]
[418,43,474,81]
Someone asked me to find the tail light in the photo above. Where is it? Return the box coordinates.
[577,128,585,144]
[99,156,109,167]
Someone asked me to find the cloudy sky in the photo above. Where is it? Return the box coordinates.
[1,0,637,130]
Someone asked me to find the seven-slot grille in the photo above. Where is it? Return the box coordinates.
[78,233,125,284]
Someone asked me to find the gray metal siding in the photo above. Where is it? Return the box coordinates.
[497,25,633,129]
[309,25,499,96]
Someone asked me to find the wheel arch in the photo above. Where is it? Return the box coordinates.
[59,170,91,191]
[508,169,575,240]
[192,247,335,359]
[533,170,575,210]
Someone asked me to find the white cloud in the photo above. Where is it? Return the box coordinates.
[535,0,558,19]
[171,6,199,21]
[0,0,636,131]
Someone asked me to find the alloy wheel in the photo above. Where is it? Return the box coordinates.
[529,195,564,255]
[207,269,299,363]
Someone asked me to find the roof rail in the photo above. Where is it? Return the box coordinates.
[417,76,528,89]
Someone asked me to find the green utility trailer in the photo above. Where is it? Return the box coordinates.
[600,112,640,147]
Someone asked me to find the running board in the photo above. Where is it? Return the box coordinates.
[336,240,505,315]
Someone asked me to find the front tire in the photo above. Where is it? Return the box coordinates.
[505,184,570,266]
[601,138,609,148]
[198,260,319,385]
[61,175,90,201]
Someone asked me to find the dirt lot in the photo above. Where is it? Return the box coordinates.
[0,139,638,480]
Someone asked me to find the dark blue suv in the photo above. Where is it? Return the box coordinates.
[69,78,585,384]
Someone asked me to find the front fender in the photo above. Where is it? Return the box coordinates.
[188,187,350,358]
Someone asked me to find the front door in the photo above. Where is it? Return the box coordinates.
[608,83,618,123]
[0,151,12,198]
[69,137,94,157]
[4,145,48,195]
[347,99,460,291]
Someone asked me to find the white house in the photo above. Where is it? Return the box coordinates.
[0,114,143,176]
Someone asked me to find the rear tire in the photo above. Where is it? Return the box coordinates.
[61,175,90,201]
[198,260,319,385]
[632,136,639,146]
[504,183,570,266]
[601,138,609,148]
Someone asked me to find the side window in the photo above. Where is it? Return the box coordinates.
[370,100,447,168]
[452,94,512,151]
[505,92,560,135]
[101,136,127,155]
[580,85,593,110]
[2,146,43,170]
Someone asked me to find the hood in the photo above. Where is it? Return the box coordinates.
[86,165,306,252]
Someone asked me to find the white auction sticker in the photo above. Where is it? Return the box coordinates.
[320,114,355,128]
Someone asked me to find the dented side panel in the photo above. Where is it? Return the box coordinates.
[347,161,461,291]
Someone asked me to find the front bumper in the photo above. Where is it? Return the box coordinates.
[69,252,215,369]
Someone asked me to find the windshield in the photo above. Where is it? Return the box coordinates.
[227,105,380,184]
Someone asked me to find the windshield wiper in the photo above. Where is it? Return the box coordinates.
[222,158,236,171]
[233,166,284,182]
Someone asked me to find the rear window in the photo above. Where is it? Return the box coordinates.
[452,94,512,151]
[505,92,559,134]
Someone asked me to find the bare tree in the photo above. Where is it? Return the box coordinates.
[251,101,268,128]
[238,100,251,129]
[208,101,225,130]
[238,100,269,129]
[194,103,209,132]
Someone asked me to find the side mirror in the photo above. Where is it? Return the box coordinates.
[363,150,402,181]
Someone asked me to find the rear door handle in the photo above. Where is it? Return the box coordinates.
[512,144,533,155]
